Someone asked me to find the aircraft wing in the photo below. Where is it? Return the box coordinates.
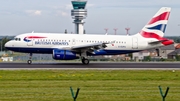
[51,43,108,50]
[52,41,115,54]
[71,42,109,54]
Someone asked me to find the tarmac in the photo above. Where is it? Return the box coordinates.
[0,62,180,70]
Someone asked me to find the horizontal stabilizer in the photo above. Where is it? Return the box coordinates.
[148,40,168,45]
[148,39,174,46]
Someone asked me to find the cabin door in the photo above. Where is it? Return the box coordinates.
[132,37,138,49]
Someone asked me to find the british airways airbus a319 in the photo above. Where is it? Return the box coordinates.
[5,7,174,65]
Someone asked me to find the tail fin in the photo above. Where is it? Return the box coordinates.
[140,7,171,38]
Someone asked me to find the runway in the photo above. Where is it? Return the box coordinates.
[0,62,180,70]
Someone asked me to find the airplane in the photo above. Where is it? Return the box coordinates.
[5,7,174,65]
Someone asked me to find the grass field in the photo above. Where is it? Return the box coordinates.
[0,70,179,101]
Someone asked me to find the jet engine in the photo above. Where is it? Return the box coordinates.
[52,49,79,60]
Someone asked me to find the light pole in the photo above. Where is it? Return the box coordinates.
[114,28,118,35]
[104,28,108,34]
[125,27,130,35]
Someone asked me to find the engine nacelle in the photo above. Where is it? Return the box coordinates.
[52,49,79,60]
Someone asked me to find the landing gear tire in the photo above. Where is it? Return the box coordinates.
[27,60,32,64]
[27,53,33,64]
[82,58,89,65]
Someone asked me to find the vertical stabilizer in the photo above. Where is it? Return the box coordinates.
[140,7,171,38]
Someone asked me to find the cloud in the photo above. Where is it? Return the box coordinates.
[61,11,68,16]
[51,4,72,10]
[34,10,42,15]
[25,10,42,16]
[65,4,72,10]
[56,11,69,17]
[92,0,180,9]
[87,4,95,8]
[0,11,12,15]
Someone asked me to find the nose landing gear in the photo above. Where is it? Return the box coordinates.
[27,53,32,64]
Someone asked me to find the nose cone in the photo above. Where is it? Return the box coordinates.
[5,41,11,49]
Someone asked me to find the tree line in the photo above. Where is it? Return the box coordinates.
[165,36,180,43]
[0,37,12,51]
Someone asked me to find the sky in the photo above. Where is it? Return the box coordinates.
[0,0,180,36]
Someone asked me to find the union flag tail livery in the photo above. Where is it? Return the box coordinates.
[141,7,171,37]
[5,7,174,65]
[137,7,173,46]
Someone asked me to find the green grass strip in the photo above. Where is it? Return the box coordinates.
[0,70,179,101]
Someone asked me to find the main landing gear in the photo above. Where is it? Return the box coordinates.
[27,53,32,64]
[81,57,89,65]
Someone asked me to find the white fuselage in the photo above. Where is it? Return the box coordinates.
[5,33,163,55]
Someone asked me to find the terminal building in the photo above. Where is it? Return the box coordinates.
[71,0,87,34]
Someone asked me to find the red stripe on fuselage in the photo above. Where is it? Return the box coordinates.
[148,12,170,25]
[26,36,47,39]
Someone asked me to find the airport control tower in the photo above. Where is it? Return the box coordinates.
[71,0,87,34]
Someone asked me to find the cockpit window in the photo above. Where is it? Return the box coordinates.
[14,38,17,40]
[14,37,21,41]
